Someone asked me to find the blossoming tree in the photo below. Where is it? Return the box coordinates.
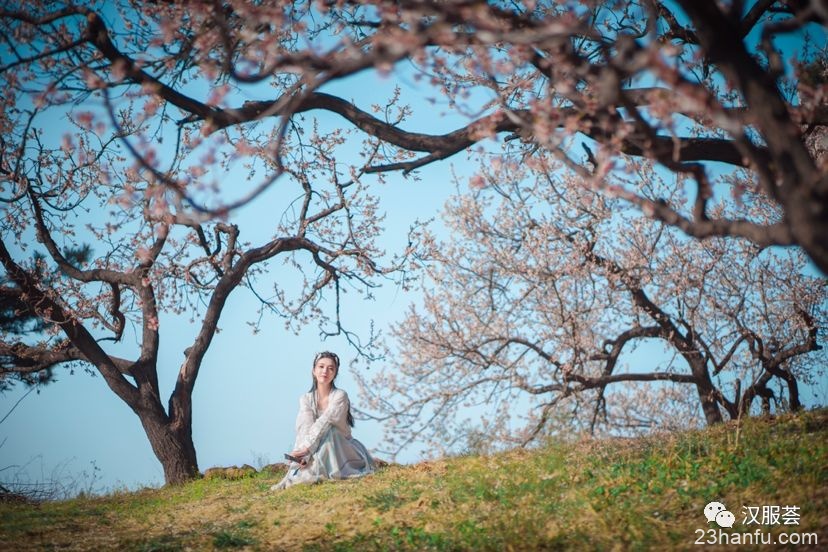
[355,158,826,457]
[0,1,419,483]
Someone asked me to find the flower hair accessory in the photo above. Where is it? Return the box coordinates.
[313,351,339,368]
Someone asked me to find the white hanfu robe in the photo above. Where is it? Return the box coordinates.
[273,388,374,490]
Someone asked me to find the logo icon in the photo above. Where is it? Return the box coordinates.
[704,501,735,528]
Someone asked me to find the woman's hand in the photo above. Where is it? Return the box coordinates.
[290,448,310,467]
[291,448,310,458]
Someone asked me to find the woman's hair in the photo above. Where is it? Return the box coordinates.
[308,351,354,427]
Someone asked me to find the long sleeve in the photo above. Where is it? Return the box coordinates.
[297,389,350,453]
[293,394,315,451]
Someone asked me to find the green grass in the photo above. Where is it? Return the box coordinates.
[2,409,826,551]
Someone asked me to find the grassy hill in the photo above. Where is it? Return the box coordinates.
[2,409,826,551]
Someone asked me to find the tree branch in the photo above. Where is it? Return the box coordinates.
[0,238,138,404]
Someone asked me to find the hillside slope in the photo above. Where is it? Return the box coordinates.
[2,409,826,551]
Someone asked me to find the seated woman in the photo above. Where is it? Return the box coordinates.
[272,351,375,490]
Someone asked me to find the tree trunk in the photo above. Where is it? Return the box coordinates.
[689,360,724,425]
[694,382,723,425]
[134,400,199,485]
[778,367,802,412]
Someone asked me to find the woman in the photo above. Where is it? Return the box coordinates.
[272,351,375,490]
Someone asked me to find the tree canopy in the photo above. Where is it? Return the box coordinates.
[4,1,825,262]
